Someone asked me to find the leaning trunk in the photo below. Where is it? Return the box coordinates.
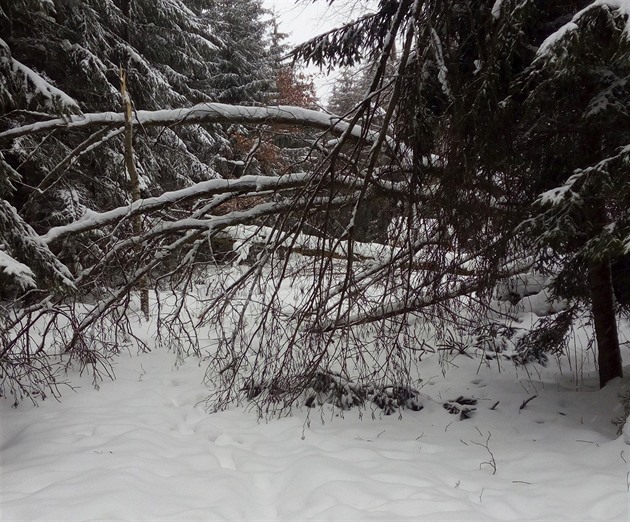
[588,259,623,387]
[120,67,149,319]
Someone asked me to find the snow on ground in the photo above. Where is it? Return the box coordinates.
[2,324,629,521]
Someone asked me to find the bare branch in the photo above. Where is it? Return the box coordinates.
[0,103,388,145]
[41,172,318,244]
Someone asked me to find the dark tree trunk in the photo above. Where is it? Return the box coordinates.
[588,259,623,387]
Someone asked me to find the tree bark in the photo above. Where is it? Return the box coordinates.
[0,106,383,144]
[120,67,149,319]
[588,259,623,387]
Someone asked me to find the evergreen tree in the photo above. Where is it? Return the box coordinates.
[1,0,219,217]
[0,0,280,398]
[206,0,274,105]
[327,67,365,116]
[291,0,630,388]
[515,1,630,384]
[0,0,276,285]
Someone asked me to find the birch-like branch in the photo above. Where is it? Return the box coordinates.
[0,103,389,146]
[41,172,315,244]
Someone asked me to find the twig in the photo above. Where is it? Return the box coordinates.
[519,395,537,411]
[576,439,599,447]
[471,430,497,475]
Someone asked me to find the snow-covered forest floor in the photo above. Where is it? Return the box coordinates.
[2,300,630,521]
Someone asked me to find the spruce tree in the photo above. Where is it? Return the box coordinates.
[206,0,274,105]
[0,0,276,289]
[516,1,630,385]
[291,0,630,388]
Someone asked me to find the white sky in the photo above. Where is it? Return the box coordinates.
[261,0,376,103]
[263,0,381,44]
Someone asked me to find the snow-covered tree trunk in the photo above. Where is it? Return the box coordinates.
[120,67,149,319]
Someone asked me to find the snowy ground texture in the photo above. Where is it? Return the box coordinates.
[2,326,630,520]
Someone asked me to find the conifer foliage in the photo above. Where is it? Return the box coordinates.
[0,0,276,275]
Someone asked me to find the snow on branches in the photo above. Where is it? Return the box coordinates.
[0,103,386,145]
[0,38,80,115]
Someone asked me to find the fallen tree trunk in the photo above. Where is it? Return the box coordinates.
[0,103,388,146]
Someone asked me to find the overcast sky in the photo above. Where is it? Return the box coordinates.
[262,0,369,46]
[261,0,375,103]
